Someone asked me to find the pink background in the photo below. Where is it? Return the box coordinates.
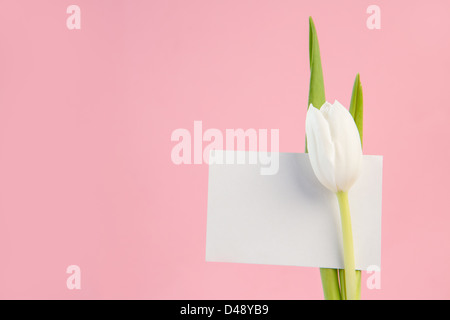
[0,0,449,299]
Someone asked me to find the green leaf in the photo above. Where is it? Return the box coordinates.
[306,17,326,154]
[349,73,363,147]
[308,17,326,112]
[320,268,341,300]
[349,74,363,299]
[308,17,341,300]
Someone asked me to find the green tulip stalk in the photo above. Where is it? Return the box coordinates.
[306,17,364,300]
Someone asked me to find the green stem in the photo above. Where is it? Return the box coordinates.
[336,191,357,300]
[339,269,361,300]
[356,270,361,300]
[319,268,341,300]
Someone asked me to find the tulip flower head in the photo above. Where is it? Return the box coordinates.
[306,100,362,193]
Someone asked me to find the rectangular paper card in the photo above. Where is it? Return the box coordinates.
[205,151,382,270]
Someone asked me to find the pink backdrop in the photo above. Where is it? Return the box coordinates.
[0,0,449,299]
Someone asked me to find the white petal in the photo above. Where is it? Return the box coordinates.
[324,100,362,192]
[305,104,337,192]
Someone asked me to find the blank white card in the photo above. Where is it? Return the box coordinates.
[206,152,382,270]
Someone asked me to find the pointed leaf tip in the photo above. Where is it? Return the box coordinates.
[308,17,326,112]
[306,17,326,153]
[349,74,363,147]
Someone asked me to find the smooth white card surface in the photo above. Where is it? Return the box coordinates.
[205,151,382,270]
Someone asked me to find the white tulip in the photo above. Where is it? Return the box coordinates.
[305,100,362,193]
[306,99,363,300]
